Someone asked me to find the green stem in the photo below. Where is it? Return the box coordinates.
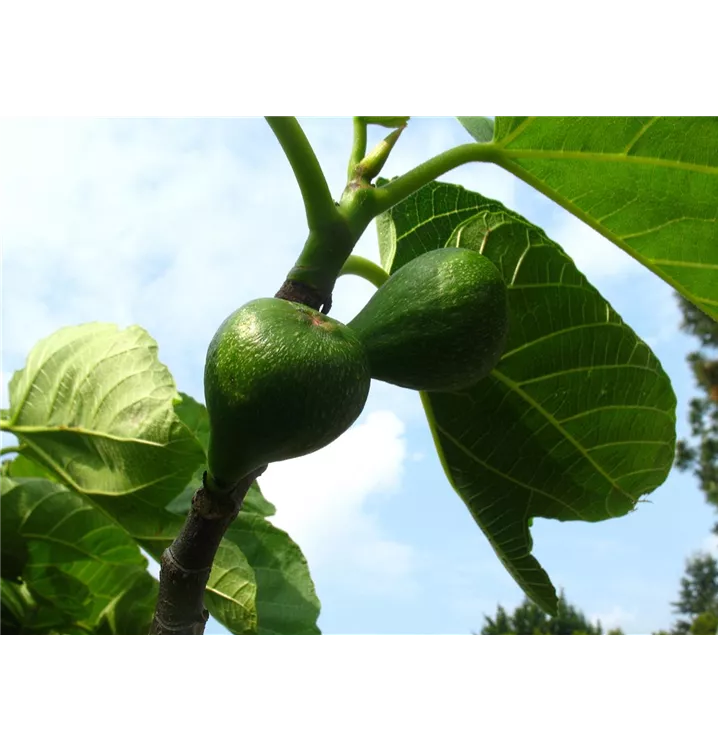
[347,117,367,180]
[279,185,380,310]
[373,142,498,214]
[279,222,356,309]
[265,117,339,231]
[339,255,390,288]
[0,444,22,457]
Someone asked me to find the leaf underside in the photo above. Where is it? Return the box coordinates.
[378,180,676,613]
[1,476,158,634]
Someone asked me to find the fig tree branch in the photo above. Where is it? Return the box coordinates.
[278,117,406,314]
[265,117,339,232]
[149,468,264,635]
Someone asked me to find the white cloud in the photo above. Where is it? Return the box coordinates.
[641,281,683,350]
[365,380,426,426]
[701,535,718,556]
[590,604,636,631]
[261,409,416,595]
[0,119,303,383]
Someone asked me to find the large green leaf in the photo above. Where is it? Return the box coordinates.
[103,500,259,636]
[2,394,259,635]
[174,391,211,450]
[378,181,676,613]
[1,323,205,528]
[225,514,321,635]
[25,566,94,622]
[2,453,56,481]
[376,179,522,273]
[1,580,41,634]
[457,117,494,143]
[1,476,157,633]
[1,578,87,634]
[204,539,258,634]
[1,326,313,634]
[458,116,718,320]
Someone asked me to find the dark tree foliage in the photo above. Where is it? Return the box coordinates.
[674,295,718,531]
[678,295,718,349]
[480,592,609,635]
[670,553,718,635]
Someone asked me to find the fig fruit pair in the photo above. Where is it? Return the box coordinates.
[204,248,508,487]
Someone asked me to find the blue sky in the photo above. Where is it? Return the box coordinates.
[1,117,715,634]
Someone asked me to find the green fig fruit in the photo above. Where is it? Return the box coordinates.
[348,248,509,391]
[204,297,371,488]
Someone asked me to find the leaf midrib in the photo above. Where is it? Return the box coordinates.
[490,370,636,509]
[516,362,660,388]
[433,420,584,519]
[495,147,718,175]
[15,435,184,498]
[3,422,175,447]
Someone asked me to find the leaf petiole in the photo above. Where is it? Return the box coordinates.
[339,255,390,288]
[373,142,499,214]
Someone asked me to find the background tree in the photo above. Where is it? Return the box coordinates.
[670,553,718,635]
[480,592,610,635]
[675,296,718,529]
[669,296,718,635]
[677,295,718,350]
[690,612,718,635]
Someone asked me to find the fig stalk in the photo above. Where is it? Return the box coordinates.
[149,469,263,635]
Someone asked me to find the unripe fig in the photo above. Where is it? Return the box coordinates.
[348,248,509,391]
[204,298,371,487]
